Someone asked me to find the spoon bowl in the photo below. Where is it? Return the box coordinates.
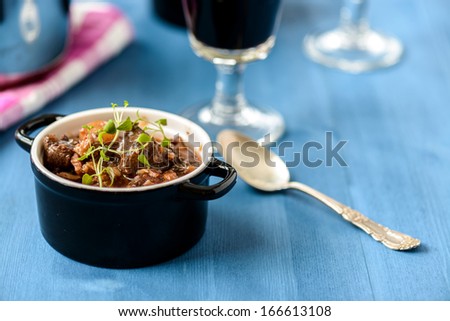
[218,131,289,191]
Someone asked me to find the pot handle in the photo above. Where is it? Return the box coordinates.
[15,114,64,152]
[179,158,237,200]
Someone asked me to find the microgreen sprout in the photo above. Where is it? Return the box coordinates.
[103,119,116,134]
[137,153,150,167]
[82,173,93,185]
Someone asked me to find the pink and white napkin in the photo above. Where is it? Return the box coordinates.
[0,2,134,130]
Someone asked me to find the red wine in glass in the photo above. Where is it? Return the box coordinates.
[186,0,281,50]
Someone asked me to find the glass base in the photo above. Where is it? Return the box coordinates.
[181,103,285,144]
[303,27,403,73]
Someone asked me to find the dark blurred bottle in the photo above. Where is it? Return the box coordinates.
[153,0,186,28]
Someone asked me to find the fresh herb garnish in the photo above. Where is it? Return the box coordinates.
[82,173,93,185]
[137,153,150,167]
[136,133,151,144]
[117,117,133,131]
[103,119,116,134]
[78,101,170,187]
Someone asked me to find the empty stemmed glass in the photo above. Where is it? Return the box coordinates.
[181,0,285,142]
[303,0,403,73]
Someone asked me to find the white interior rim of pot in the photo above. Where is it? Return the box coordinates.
[30,107,213,193]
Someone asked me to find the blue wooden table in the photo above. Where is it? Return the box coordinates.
[1,0,449,300]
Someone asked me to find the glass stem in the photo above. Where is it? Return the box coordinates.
[211,64,247,118]
[340,0,369,33]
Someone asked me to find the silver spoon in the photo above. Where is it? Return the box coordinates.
[217,130,420,251]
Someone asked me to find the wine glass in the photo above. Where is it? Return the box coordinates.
[303,0,403,73]
[181,0,285,142]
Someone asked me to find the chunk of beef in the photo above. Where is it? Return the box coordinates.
[147,142,171,170]
[43,135,76,172]
[119,149,139,176]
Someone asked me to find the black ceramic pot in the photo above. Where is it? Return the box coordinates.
[15,108,236,268]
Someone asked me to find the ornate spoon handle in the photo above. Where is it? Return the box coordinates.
[286,181,420,251]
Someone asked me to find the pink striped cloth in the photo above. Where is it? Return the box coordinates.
[0,3,134,130]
